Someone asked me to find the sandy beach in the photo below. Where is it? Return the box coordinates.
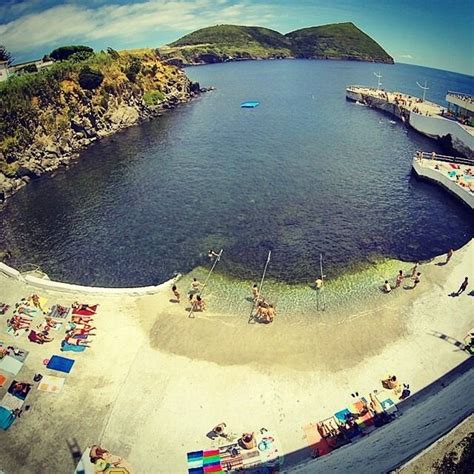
[0,241,472,473]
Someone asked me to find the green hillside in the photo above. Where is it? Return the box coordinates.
[160,23,393,65]
[286,22,393,62]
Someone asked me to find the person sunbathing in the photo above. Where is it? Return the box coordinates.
[37,317,61,332]
[11,382,32,397]
[67,327,96,338]
[28,330,53,344]
[64,335,92,347]
[72,302,97,312]
[7,316,30,331]
[240,432,256,450]
[89,445,109,463]
[382,375,400,390]
[71,314,94,324]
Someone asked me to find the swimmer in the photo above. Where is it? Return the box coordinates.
[315,276,323,290]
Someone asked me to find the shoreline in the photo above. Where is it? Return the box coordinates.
[0,240,472,472]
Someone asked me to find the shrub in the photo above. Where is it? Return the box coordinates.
[50,45,93,61]
[78,66,104,90]
[126,57,142,82]
[68,51,94,63]
[17,64,38,74]
[143,90,165,106]
[107,47,120,60]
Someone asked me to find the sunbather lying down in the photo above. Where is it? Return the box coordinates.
[72,302,97,312]
[64,335,92,347]
[28,330,53,344]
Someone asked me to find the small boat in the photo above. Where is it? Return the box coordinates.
[241,101,260,108]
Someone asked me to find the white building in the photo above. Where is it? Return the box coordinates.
[0,60,10,82]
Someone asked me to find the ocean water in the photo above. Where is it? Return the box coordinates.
[0,60,473,287]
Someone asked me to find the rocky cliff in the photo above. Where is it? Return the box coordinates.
[0,49,201,203]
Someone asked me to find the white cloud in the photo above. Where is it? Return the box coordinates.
[398,53,413,59]
[0,0,278,54]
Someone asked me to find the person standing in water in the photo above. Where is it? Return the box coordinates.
[252,284,260,302]
[315,276,323,290]
[411,262,420,277]
[395,270,404,288]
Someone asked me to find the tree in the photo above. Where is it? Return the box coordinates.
[0,45,13,66]
[78,66,104,90]
[50,45,93,61]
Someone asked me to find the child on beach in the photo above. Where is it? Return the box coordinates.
[383,280,392,293]
[411,262,420,277]
[172,285,180,303]
[413,272,421,288]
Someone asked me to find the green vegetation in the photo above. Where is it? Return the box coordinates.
[50,45,93,61]
[143,90,165,106]
[78,66,104,90]
[0,49,180,168]
[161,23,393,65]
[286,22,392,61]
[0,45,13,65]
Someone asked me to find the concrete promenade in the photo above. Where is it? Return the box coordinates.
[0,241,473,473]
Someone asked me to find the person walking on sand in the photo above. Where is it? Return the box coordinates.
[445,248,454,264]
[413,272,421,288]
[396,270,404,288]
[172,285,180,303]
[454,277,469,296]
[411,262,420,277]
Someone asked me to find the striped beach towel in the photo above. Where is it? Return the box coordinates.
[219,444,243,472]
[187,449,222,473]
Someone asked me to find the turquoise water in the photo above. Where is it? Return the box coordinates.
[0,60,473,287]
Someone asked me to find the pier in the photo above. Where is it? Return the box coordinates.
[412,151,474,209]
[346,86,474,158]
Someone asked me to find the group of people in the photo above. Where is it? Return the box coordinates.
[171,277,207,312]
[252,284,276,324]
[383,248,469,296]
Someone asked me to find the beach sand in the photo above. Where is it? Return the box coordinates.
[0,241,472,473]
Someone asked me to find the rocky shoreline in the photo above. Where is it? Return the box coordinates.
[0,54,206,205]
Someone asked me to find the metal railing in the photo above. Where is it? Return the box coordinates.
[415,151,474,166]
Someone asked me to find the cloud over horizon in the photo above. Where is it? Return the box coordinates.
[0,0,277,58]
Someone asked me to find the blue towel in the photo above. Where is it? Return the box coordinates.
[0,406,15,430]
[334,408,352,423]
[61,340,86,352]
[47,355,75,373]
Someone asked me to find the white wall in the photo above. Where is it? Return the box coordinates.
[409,113,474,157]
[412,160,474,209]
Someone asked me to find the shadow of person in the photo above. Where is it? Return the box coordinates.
[403,285,415,290]
[468,290,474,297]
[169,298,179,303]
[206,430,218,440]
[448,292,459,297]
[244,296,254,303]
[436,262,447,266]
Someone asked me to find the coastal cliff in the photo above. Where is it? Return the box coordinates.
[159,22,394,66]
[0,49,201,203]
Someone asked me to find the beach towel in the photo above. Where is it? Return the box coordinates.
[375,390,398,415]
[0,373,7,387]
[351,399,375,432]
[0,392,25,411]
[48,304,70,320]
[0,344,28,363]
[187,450,223,473]
[219,444,243,472]
[61,340,87,352]
[8,380,32,400]
[0,355,23,375]
[302,422,332,457]
[72,304,98,316]
[0,406,15,430]
[47,355,75,373]
[37,375,65,393]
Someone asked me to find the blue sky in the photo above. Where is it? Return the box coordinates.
[1,0,473,76]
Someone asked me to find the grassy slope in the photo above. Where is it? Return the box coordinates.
[286,22,393,61]
[162,23,393,64]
